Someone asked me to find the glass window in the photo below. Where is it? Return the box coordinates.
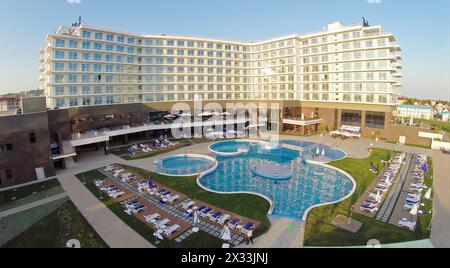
[56,99,65,107]
[106,34,114,41]
[55,39,65,47]
[55,86,65,96]
[82,31,91,39]
[55,51,64,59]
[341,110,362,127]
[69,98,79,107]
[69,40,78,48]
[366,112,385,129]
[95,32,103,40]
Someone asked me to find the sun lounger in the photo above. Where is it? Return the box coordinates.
[238,223,255,233]
[155,218,171,229]
[218,214,231,225]
[228,218,240,229]
[164,224,181,236]
[398,218,416,231]
[209,212,223,222]
[182,200,196,210]
[110,191,125,199]
[144,213,160,223]
[132,205,147,214]
[201,208,214,218]
[360,204,378,214]
[165,195,180,203]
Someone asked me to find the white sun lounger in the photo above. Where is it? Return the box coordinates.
[154,218,171,229]
[398,218,416,231]
[144,213,160,223]
[164,224,181,236]
[218,214,231,225]
[182,200,195,210]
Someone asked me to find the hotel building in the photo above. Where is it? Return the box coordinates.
[1,21,412,188]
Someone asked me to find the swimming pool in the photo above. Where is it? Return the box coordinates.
[281,140,347,162]
[156,154,217,176]
[209,140,252,156]
[200,140,354,220]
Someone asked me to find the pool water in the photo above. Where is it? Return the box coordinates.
[201,141,353,220]
[158,156,216,176]
[281,140,347,162]
[209,140,251,154]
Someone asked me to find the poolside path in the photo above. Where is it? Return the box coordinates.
[56,151,154,248]
[238,217,305,248]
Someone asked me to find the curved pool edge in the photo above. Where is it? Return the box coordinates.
[196,167,275,216]
[154,154,218,177]
[301,159,357,222]
[208,139,267,156]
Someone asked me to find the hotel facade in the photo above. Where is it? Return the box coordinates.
[1,21,415,188]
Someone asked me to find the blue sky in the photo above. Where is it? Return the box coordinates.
[0,0,448,100]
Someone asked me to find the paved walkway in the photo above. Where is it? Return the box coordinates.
[56,151,154,248]
[430,150,450,248]
[238,217,305,248]
[0,193,68,218]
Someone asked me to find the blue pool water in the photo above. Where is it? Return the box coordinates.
[281,140,347,161]
[158,156,216,176]
[201,141,354,220]
[209,140,251,154]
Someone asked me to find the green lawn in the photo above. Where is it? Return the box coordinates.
[3,200,107,248]
[76,168,270,248]
[0,179,61,207]
[304,149,432,246]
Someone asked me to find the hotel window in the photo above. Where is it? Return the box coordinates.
[55,63,64,71]
[106,96,114,104]
[5,169,13,180]
[82,74,90,83]
[94,64,101,72]
[69,98,79,107]
[95,96,103,104]
[95,33,103,40]
[82,86,90,94]
[55,74,64,83]
[69,63,77,71]
[127,57,134,63]
[207,43,213,49]
[127,38,135,44]
[106,34,114,41]
[177,41,185,47]
[0,144,13,153]
[366,94,375,103]
[82,97,91,106]
[55,86,65,96]
[68,52,78,60]
[116,45,124,52]
[365,40,374,48]
[56,98,65,107]
[69,40,78,48]
[82,41,91,49]
[127,47,134,54]
[366,111,385,129]
[167,40,174,46]
[105,44,113,51]
[55,51,64,59]
[68,75,77,83]
[117,36,125,43]
[55,39,65,47]
[82,31,91,39]
[341,110,362,126]
[187,41,195,47]
[352,32,361,38]
[377,39,387,47]
[29,132,36,144]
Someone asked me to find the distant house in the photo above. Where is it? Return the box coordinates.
[0,96,21,112]
[442,111,450,122]
[395,104,433,120]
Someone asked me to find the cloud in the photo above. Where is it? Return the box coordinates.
[367,0,382,4]
[67,0,81,4]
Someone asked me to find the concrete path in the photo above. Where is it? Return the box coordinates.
[55,151,154,248]
[0,193,68,218]
[238,217,305,248]
[430,150,450,248]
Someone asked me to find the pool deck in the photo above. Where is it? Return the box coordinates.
[50,134,444,248]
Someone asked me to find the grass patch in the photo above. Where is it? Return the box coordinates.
[3,200,107,248]
[0,179,61,207]
[76,168,270,248]
[304,149,432,246]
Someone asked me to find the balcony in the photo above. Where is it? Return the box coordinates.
[39,65,45,72]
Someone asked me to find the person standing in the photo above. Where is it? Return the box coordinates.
[220,222,232,243]
[246,229,254,245]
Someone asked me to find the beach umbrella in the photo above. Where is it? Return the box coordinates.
[322,148,326,157]
[301,113,305,120]
[410,204,419,216]
[424,188,432,200]
[316,147,320,156]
